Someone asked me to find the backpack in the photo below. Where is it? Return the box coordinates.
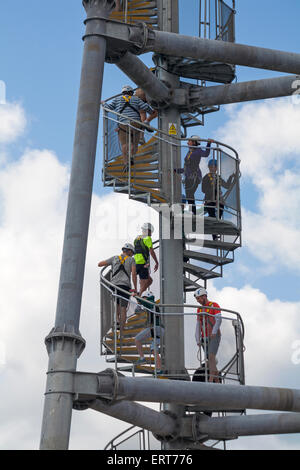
[134,236,150,263]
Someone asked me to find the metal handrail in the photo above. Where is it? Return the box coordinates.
[104,425,148,450]
[99,264,245,384]
[102,106,240,160]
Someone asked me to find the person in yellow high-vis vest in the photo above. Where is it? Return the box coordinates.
[98,243,137,341]
[194,287,222,383]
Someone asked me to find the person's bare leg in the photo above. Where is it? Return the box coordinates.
[139,276,153,296]
[154,351,161,370]
[208,353,218,383]
[135,338,144,359]
[122,143,128,165]
[115,0,121,11]
[118,305,127,353]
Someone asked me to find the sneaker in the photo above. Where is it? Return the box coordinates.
[135,357,146,365]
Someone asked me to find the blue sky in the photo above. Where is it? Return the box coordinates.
[1,0,300,450]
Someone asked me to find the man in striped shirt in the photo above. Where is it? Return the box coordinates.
[104,85,156,169]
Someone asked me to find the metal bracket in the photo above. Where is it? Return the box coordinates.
[97,368,126,403]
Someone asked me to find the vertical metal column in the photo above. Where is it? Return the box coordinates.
[157,0,186,450]
[40,0,115,450]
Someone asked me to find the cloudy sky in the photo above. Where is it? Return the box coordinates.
[1,0,300,450]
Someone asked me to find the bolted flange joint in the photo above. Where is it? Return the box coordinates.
[45,325,86,358]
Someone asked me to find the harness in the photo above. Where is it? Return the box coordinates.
[197,302,217,338]
[112,255,130,280]
[119,95,140,118]
[134,236,150,263]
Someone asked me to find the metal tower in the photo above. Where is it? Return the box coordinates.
[40,0,300,450]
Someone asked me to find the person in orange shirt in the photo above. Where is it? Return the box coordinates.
[194,287,222,383]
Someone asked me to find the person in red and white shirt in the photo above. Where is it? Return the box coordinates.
[194,287,222,383]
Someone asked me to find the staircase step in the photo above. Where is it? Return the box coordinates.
[127,311,148,323]
[183,262,221,279]
[115,364,155,375]
[106,354,153,365]
[186,238,241,252]
[106,327,145,338]
[183,276,202,290]
[104,337,141,347]
[105,346,151,355]
[184,250,233,266]
[204,217,240,235]
[112,177,161,188]
[133,154,159,165]
[107,171,159,180]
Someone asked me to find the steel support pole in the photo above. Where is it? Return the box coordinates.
[39,0,115,450]
[147,30,300,75]
[96,373,300,413]
[192,74,300,107]
[197,413,300,439]
[89,399,177,438]
[156,0,186,451]
[115,51,170,108]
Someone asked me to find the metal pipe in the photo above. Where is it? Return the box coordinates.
[97,374,300,413]
[115,51,170,107]
[192,74,300,107]
[197,413,300,439]
[147,30,300,75]
[40,0,115,451]
[89,399,177,437]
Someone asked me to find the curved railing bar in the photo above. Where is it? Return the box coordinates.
[104,424,137,450]
[100,265,245,339]
[102,107,240,160]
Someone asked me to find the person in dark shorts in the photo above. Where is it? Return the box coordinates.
[134,292,164,371]
[98,243,137,338]
[134,223,159,296]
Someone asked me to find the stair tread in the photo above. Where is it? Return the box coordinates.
[183,262,221,279]
[184,249,233,266]
[186,238,241,251]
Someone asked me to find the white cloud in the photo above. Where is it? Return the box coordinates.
[216,98,300,178]
[1,150,300,449]
[0,148,161,449]
[0,103,26,144]
[215,98,300,270]
[0,98,299,450]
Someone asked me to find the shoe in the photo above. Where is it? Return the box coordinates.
[135,357,146,365]
[130,157,134,166]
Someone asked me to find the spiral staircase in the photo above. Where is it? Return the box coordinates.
[101,0,242,450]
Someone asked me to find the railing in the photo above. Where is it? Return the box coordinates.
[100,265,245,385]
[110,0,159,27]
[199,0,235,42]
[102,106,241,227]
[104,425,152,450]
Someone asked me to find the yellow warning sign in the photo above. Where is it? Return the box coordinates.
[168,123,177,135]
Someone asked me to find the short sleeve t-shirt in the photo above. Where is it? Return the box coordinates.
[134,236,153,265]
[106,255,135,288]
